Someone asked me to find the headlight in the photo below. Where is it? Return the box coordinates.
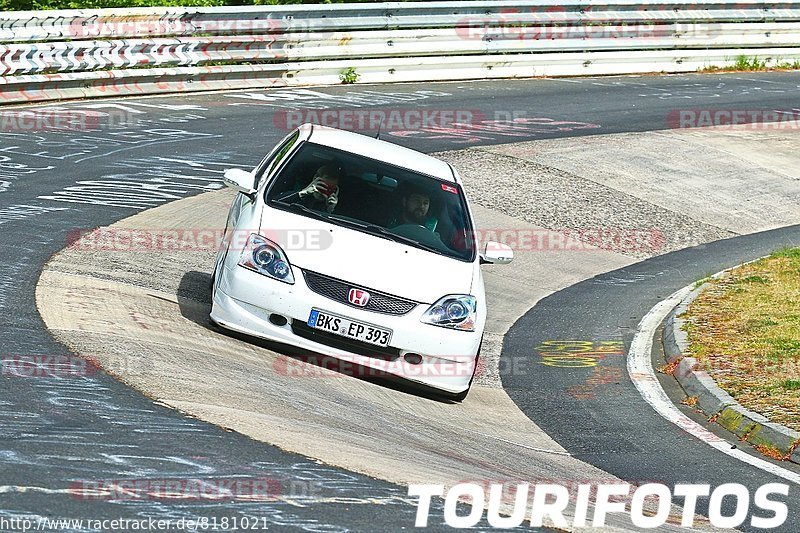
[238,233,295,284]
[421,295,477,331]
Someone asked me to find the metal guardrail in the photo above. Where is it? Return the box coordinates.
[1,1,800,104]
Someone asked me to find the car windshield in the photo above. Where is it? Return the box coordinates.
[265,142,476,261]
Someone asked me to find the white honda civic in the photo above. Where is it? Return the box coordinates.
[211,124,512,400]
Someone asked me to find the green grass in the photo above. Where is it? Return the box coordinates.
[698,55,800,74]
[771,247,800,260]
[740,318,779,335]
[693,275,713,290]
[765,337,800,358]
[733,55,768,71]
[775,59,800,70]
[339,66,360,85]
[737,275,770,284]
[684,247,800,432]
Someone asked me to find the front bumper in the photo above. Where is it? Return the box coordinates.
[210,265,480,395]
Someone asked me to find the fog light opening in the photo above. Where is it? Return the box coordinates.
[269,314,288,326]
[404,353,423,365]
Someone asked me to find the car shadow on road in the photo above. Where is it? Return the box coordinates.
[177,270,457,404]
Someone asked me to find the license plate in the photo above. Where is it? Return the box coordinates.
[307,309,392,347]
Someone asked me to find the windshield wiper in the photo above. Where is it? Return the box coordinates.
[273,200,329,222]
[366,224,423,248]
[325,216,399,242]
[326,216,395,241]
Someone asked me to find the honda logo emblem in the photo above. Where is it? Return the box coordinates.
[348,288,370,307]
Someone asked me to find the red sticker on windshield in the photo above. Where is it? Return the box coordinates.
[441,183,458,194]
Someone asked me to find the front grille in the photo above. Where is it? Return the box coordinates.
[291,321,401,360]
[302,270,418,315]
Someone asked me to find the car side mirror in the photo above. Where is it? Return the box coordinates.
[223,168,257,196]
[480,241,513,265]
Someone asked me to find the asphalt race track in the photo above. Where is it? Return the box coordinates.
[503,225,800,532]
[2,72,800,530]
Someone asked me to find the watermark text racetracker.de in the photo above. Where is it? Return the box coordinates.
[273,108,486,131]
[65,228,332,253]
[274,353,511,380]
[1,353,153,379]
[667,109,800,129]
[0,107,203,133]
[409,482,790,529]
[68,14,305,39]
[455,8,727,42]
[69,477,283,502]
[1,354,96,378]
[0,109,102,132]
[478,227,665,254]
[65,227,665,254]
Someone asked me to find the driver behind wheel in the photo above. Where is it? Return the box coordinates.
[390,184,438,232]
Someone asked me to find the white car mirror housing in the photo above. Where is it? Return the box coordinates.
[480,241,513,265]
[223,168,257,196]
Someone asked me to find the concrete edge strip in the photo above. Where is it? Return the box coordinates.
[663,271,800,465]
[627,285,800,486]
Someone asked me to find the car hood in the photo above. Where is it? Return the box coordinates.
[260,207,474,303]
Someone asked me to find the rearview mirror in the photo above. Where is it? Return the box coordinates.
[223,168,256,196]
[480,242,513,265]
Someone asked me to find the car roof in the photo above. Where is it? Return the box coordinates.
[300,124,456,183]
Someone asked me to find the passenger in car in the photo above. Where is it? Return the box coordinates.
[289,164,342,213]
